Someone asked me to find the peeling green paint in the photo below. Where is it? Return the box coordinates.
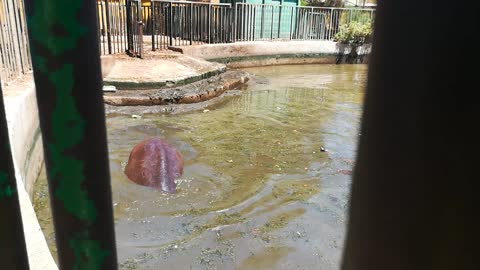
[29,0,86,55]
[0,172,16,198]
[47,64,96,223]
[27,0,109,268]
[70,236,110,270]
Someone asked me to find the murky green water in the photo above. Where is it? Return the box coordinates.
[34,64,367,269]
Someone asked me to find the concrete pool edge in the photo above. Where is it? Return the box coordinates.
[103,70,250,107]
[169,40,371,67]
[3,75,58,270]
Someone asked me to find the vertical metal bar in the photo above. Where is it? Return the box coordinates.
[104,0,112,54]
[152,1,156,50]
[11,0,28,73]
[290,6,294,40]
[116,2,121,53]
[23,0,119,268]
[190,3,193,45]
[112,1,118,54]
[220,6,223,43]
[0,83,30,270]
[233,3,237,42]
[208,4,211,43]
[240,4,244,41]
[119,0,124,52]
[328,9,332,40]
[185,4,188,45]
[270,5,274,40]
[245,5,249,41]
[168,2,173,46]
[303,9,307,39]
[4,0,19,75]
[310,10,314,40]
[138,0,143,57]
[260,3,264,39]
[126,0,133,53]
[278,4,282,39]
[111,2,116,53]
[252,5,257,41]
[0,0,11,80]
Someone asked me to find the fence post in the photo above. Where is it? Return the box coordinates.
[0,83,30,270]
[104,0,112,54]
[23,0,118,268]
[252,5,256,41]
[208,4,211,44]
[190,3,193,45]
[137,0,143,58]
[151,1,156,51]
[270,5,274,40]
[168,2,173,46]
[290,6,294,40]
[126,0,134,52]
[233,3,237,42]
[278,2,282,38]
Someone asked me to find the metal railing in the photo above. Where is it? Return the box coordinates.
[0,0,31,85]
[126,0,143,57]
[97,0,129,55]
[148,0,234,50]
[234,3,375,42]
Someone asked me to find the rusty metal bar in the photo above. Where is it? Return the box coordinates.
[23,0,118,268]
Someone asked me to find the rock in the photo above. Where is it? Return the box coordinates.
[103,85,117,92]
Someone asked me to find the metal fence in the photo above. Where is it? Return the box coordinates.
[1,0,375,82]
[97,0,129,56]
[132,1,375,52]
[0,0,31,85]
[234,3,375,42]
[126,0,143,57]
[148,0,234,50]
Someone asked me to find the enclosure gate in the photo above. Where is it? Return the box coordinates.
[148,0,234,50]
[126,0,143,57]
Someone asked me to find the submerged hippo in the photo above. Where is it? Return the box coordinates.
[124,138,184,193]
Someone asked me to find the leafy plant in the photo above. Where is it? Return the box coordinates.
[334,20,373,45]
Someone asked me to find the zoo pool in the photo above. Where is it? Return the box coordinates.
[34,64,368,269]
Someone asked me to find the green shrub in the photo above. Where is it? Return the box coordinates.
[334,20,373,45]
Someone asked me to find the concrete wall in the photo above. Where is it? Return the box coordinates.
[4,75,43,197]
[3,75,58,270]
[170,40,371,67]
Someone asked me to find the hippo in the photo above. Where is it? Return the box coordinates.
[124,138,184,193]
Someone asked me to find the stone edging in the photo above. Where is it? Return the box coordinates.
[103,67,227,90]
[104,71,249,106]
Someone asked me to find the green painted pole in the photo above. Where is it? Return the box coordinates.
[0,83,30,269]
[23,0,118,269]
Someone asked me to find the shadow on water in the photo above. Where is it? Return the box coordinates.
[34,64,367,269]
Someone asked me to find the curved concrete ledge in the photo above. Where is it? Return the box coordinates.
[3,74,58,270]
[104,67,226,90]
[170,40,371,67]
[104,71,249,106]
[102,54,227,90]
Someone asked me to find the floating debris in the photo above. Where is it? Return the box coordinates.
[337,169,353,175]
[102,85,117,92]
[131,114,142,119]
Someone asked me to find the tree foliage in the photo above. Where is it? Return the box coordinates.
[302,0,345,7]
[334,20,373,45]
